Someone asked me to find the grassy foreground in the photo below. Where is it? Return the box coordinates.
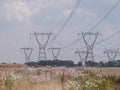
[0,80,62,90]
[0,65,120,90]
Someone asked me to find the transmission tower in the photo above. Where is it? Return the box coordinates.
[33,32,52,61]
[78,32,100,62]
[21,48,33,63]
[75,48,88,66]
[49,48,61,60]
[104,48,119,61]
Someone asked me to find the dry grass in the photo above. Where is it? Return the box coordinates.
[15,80,62,90]
[96,67,120,77]
[0,64,27,68]
[0,79,62,90]
[0,65,120,90]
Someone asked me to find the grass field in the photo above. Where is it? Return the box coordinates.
[96,67,120,77]
[0,64,120,90]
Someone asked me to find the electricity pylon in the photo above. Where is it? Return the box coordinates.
[21,48,33,63]
[49,47,61,60]
[78,32,100,62]
[104,48,119,61]
[75,48,88,66]
[33,32,53,61]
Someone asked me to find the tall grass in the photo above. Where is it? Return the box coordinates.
[0,79,62,90]
[0,66,119,90]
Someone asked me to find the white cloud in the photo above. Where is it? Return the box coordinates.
[1,0,71,24]
[3,1,32,23]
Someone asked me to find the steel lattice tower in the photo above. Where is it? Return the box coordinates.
[33,32,52,61]
[104,48,119,61]
[21,48,33,63]
[78,32,99,62]
[49,47,61,60]
[75,48,88,66]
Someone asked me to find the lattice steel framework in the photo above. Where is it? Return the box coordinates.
[21,48,33,63]
[33,32,52,61]
[75,48,88,66]
[104,48,119,61]
[49,47,61,60]
[78,32,99,61]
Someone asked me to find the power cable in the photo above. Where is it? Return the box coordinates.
[78,0,120,41]
[91,30,120,60]
[62,39,79,49]
[72,0,120,60]
[96,30,120,45]
[48,0,82,47]
[61,0,120,62]
[54,0,83,39]
[88,0,120,32]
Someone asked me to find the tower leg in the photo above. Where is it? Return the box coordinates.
[38,48,46,61]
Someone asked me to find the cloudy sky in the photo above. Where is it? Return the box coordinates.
[0,0,120,63]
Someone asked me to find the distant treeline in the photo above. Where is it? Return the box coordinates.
[25,60,120,67]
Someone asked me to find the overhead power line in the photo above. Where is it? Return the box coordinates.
[88,0,120,32]
[77,0,120,42]
[48,0,82,46]
[61,0,120,59]
[54,0,82,39]
[50,0,74,32]
[96,30,120,45]
[54,0,120,54]
[91,29,120,60]
[62,39,79,49]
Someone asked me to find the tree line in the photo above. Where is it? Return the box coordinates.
[25,60,120,67]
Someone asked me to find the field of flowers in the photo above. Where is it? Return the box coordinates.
[0,64,120,90]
